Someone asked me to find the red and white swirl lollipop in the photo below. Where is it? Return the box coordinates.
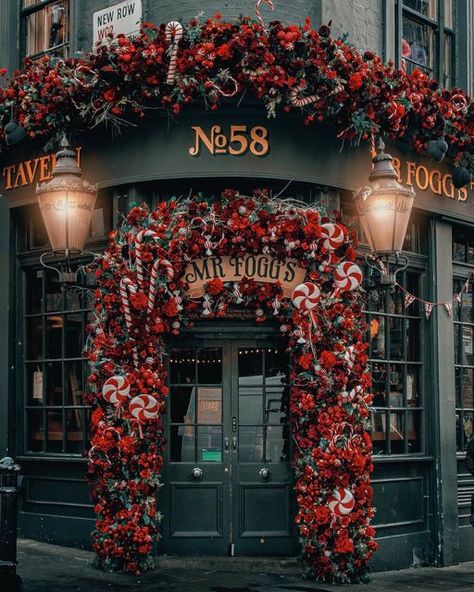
[292,283,321,311]
[102,375,131,405]
[328,487,355,517]
[129,394,159,421]
[320,223,345,250]
[332,261,363,297]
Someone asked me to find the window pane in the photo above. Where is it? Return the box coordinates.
[444,0,454,28]
[65,408,84,453]
[65,313,83,358]
[170,425,195,462]
[46,315,62,359]
[25,1,69,57]
[461,368,474,409]
[407,366,421,407]
[369,315,386,359]
[170,349,195,384]
[170,386,194,423]
[461,284,473,323]
[47,410,63,452]
[239,348,263,384]
[265,425,289,463]
[406,318,420,361]
[239,393,263,424]
[25,270,42,313]
[26,317,43,360]
[27,410,44,452]
[197,388,222,424]
[404,0,437,19]
[239,426,264,462]
[197,426,222,462]
[65,361,83,406]
[453,239,466,262]
[266,387,289,424]
[407,411,421,453]
[45,273,63,312]
[462,326,474,366]
[370,410,387,455]
[389,411,405,454]
[403,17,435,74]
[389,317,404,360]
[462,412,474,450]
[197,348,222,384]
[45,362,62,406]
[388,365,404,407]
[265,348,288,383]
[371,363,388,406]
[443,34,452,89]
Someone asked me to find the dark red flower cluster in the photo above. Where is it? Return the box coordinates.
[86,189,376,582]
[0,16,472,160]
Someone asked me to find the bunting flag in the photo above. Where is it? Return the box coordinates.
[424,302,434,319]
[394,271,473,321]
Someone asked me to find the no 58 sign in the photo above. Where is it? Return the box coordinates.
[189,125,269,157]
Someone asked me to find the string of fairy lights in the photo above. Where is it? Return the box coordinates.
[169,348,283,364]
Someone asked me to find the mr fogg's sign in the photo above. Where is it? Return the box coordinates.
[184,255,305,298]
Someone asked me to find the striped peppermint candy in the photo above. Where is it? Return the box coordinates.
[165,21,184,85]
[292,283,321,311]
[135,229,160,290]
[333,261,363,294]
[328,487,355,517]
[102,375,131,405]
[129,394,159,421]
[320,223,345,250]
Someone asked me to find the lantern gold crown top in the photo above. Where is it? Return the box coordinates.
[52,135,83,177]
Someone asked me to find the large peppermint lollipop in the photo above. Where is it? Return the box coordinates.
[320,223,345,250]
[328,487,355,517]
[332,261,363,297]
[291,282,321,311]
[129,394,159,421]
[102,375,131,405]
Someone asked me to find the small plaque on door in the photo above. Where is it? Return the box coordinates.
[202,449,222,462]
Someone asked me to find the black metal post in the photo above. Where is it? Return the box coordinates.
[0,457,23,592]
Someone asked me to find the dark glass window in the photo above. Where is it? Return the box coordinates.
[398,0,455,88]
[453,227,474,265]
[22,0,70,59]
[366,272,424,455]
[24,267,91,454]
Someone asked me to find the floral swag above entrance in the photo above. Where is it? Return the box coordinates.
[85,189,376,583]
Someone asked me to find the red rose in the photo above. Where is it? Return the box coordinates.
[348,72,363,91]
[207,278,225,296]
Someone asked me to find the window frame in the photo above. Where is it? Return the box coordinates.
[20,0,71,61]
[396,0,456,88]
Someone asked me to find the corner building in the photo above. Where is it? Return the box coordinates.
[0,0,473,572]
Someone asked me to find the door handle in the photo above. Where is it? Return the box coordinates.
[191,467,203,479]
[224,437,229,453]
[232,436,237,452]
[259,467,270,480]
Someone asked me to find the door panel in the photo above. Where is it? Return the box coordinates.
[161,337,297,556]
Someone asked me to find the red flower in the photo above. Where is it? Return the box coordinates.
[348,72,363,91]
[319,350,338,369]
[207,278,225,296]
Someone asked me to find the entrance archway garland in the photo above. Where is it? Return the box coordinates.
[85,189,376,582]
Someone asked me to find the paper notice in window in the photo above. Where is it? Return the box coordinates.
[33,368,43,401]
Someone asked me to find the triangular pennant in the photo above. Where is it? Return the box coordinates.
[404,294,416,308]
[455,293,462,303]
[444,302,453,317]
[424,302,434,319]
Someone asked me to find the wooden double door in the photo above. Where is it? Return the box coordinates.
[160,335,297,556]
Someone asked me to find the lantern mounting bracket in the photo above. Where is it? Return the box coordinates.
[40,250,98,290]
[364,252,409,288]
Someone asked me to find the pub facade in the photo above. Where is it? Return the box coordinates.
[0,0,473,576]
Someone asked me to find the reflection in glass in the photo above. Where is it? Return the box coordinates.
[239,426,264,462]
[170,425,195,462]
[266,387,288,424]
[370,410,387,455]
[170,348,195,384]
[403,0,437,19]
[238,349,263,384]
[197,426,222,462]
[265,349,288,382]
[26,271,43,313]
[369,316,385,359]
[239,394,263,424]
[407,411,421,453]
[65,313,83,358]
[26,317,43,360]
[389,412,405,454]
[65,361,83,406]
[388,365,404,407]
[265,425,289,462]
[406,366,419,407]
[197,348,222,384]
[371,364,388,406]
[389,317,403,360]
[462,326,473,366]
[463,412,474,449]
[46,362,62,406]
[170,386,194,423]
[46,315,62,359]
[462,368,474,409]
[402,17,435,73]
[65,408,84,453]
[406,319,420,361]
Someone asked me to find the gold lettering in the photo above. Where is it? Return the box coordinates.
[415,165,429,191]
[250,126,269,156]
[13,163,28,188]
[442,173,455,199]
[189,125,221,156]
[406,161,416,186]
[2,165,15,190]
[457,187,468,202]
[429,169,442,195]
[39,156,51,182]
[24,159,40,185]
[392,157,401,182]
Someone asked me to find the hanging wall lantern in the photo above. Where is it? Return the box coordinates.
[353,138,415,285]
[36,136,97,254]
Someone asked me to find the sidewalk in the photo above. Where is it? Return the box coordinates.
[16,538,474,592]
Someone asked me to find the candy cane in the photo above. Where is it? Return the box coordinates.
[290,83,343,108]
[120,277,139,368]
[135,229,160,290]
[146,259,174,331]
[165,21,184,85]
[255,0,275,32]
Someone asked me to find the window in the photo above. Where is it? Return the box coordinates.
[453,227,474,452]
[24,266,92,454]
[398,0,455,87]
[366,272,424,455]
[22,0,70,59]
